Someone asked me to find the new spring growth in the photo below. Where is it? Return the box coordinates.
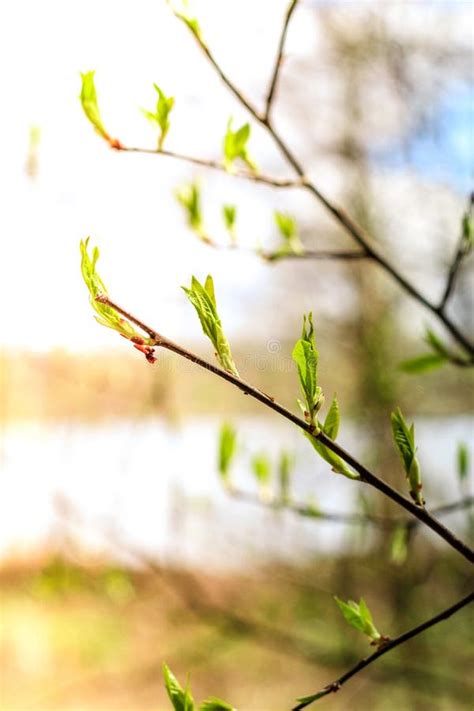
[175,181,211,244]
[80,72,122,149]
[306,394,358,480]
[142,83,175,150]
[292,312,324,429]
[335,597,388,648]
[391,407,424,506]
[222,204,237,245]
[218,423,237,490]
[279,451,293,505]
[182,275,239,376]
[80,239,157,363]
[167,0,204,43]
[252,453,272,502]
[273,211,304,259]
[162,663,235,711]
[223,118,257,173]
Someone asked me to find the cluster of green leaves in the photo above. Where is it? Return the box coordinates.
[80,71,110,141]
[222,204,237,245]
[183,275,239,376]
[272,211,304,258]
[142,83,175,150]
[163,664,234,711]
[223,119,257,173]
[80,238,146,342]
[176,181,210,244]
[218,423,237,489]
[391,407,424,506]
[335,597,383,646]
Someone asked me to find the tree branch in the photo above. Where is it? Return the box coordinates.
[438,198,473,312]
[170,12,474,360]
[264,0,299,122]
[97,295,474,563]
[292,590,474,709]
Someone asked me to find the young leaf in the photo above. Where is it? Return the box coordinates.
[199,699,235,711]
[305,432,358,480]
[295,691,328,705]
[218,423,237,488]
[79,238,148,344]
[222,204,237,245]
[399,353,446,374]
[461,208,473,254]
[390,524,409,565]
[322,394,340,440]
[142,83,175,150]
[424,328,451,359]
[80,71,111,142]
[292,313,324,428]
[457,442,469,483]
[273,211,304,257]
[335,597,381,644]
[223,118,257,173]
[278,450,293,504]
[391,408,424,506]
[168,0,204,42]
[163,664,195,711]
[182,275,239,376]
[175,181,210,244]
[252,453,271,499]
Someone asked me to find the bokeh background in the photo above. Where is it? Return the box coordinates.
[0,1,473,709]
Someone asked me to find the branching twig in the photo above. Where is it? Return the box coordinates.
[97,294,474,563]
[439,198,473,311]
[264,0,299,122]
[292,590,474,709]
[169,9,474,360]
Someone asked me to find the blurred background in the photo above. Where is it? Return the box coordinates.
[0,0,473,709]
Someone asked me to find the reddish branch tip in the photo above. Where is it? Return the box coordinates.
[108,137,123,150]
[95,293,108,304]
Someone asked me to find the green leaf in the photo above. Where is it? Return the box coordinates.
[305,433,358,480]
[424,328,451,359]
[163,664,195,711]
[461,209,473,253]
[391,408,424,506]
[80,71,109,140]
[79,238,146,343]
[222,204,237,245]
[252,454,271,484]
[223,118,257,173]
[199,699,235,711]
[335,597,381,643]
[218,423,237,487]
[292,313,324,428]
[390,524,409,565]
[457,442,469,483]
[274,211,304,257]
[278,450,293,504]
[323,395,340,440]
[176,181,210,243]
[399,353,446,373]
[182,275,239,376]
[142,83,175,150]
[168,0,204,41]
[295,691,329,705]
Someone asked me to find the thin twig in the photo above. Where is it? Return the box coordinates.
[98,295,474,563]
[292,590,474,709]
[229,488,474,530]
[439,200,473,311]
[264,0,299,121]
[172,13,474,360]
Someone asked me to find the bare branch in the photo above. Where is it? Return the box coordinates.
[439,199,474,311]
[264,0,299,121]
[98,294,474,563]
[292,590,474,710]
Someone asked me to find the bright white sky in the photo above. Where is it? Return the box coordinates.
[0,0,469,352]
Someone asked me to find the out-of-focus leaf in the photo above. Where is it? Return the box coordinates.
[142,83,175,150]
[163,664,195,711]
[252,453,271,500]
[223,118,257,173]
[199,699,235,711]
[176,181,210,243]
[273,211,304,257]
[457,442,469,483]
[279,450,293,504]
[222,204,237,245]
[390,524,409,565]
[80,71,109,140]
[399,353,446,373]
[218,423,237,487]
[183,275,238,376]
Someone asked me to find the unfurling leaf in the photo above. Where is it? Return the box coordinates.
[142,83,175,150]
[457,442,469,483]
[252,453,271,500]
[399,353,446,373]
[305,432,358,480]
[176,181,210,244]
[222,204,237,245]
[199,699,235,711]
[391,408,424,506]
[292,312,324,429]
[278,450,293,504]
[80,71,115,144]
[183,275,239,376]
[168,0,204,42]
[390,524,410,565]
[79,238,150,346]
[218,423,237,488]
[162,664,195,711]
[322,394,340,440]
[335,597,382,644]
[223,118,257,173]
[273,211,304,257]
